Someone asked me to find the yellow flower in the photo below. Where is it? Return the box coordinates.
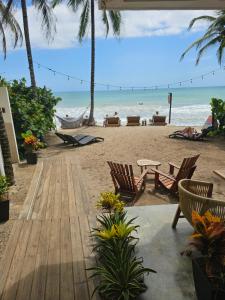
[204,211,221,223]
[98,225,117,239]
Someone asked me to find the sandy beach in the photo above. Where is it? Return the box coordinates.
[43,125,225,210]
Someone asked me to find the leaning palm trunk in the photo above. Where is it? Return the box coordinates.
[88,0,95,125]
[21,0,36,88]
[0,109,14,185]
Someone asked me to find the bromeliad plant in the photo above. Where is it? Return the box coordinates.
[96,192,124,213]
[182,211,225,289]
[90,193,156,299]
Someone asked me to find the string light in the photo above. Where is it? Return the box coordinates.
[33,61,224,91]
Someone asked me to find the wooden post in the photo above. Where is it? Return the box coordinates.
[168,93,172,124]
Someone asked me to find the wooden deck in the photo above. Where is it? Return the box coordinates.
[0,158,99,300]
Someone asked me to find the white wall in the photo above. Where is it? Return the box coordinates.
[0,87,19,163]
[0,145,5,176]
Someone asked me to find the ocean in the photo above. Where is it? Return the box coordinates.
[55,86,225,127]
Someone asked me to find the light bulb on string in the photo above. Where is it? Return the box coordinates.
[179,82,182,87]
[80,80,83,84]
[190,79,192,84]
[68,76,70,81]
[202,75,204,80]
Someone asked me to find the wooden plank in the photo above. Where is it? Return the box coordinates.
[1,221,32,300]
[45,219,60,300]
[71,164,86,216]
[35,162,53,220]
[53,160,62,219]
[30,163,49,219]
[60,219,74,300]
[70,217,86,284]
[45,162,57,220]
[30,219,51,300]
[16,220,42,300]
[61,159,69,219]
[67,161,77,218]
[74,282,90,299]
[0,220,24,299]
[19,162,43,219]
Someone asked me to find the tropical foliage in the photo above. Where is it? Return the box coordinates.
[182,211,225,288]
[96,192,124,212]
[210,98,225,135]
[0,77,61,156]
[22,130,45,152]
[181,10,225,65]
[89,195,156,299]
[0,176,8,199]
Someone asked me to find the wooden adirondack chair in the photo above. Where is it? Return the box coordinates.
[152,154,200,194]
[107,161,148,202]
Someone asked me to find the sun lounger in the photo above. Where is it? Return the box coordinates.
[169,127,212,141]
[152,115,167,126]
[104,117,121,127]
[55,132,104,146]
[126,116,140,126]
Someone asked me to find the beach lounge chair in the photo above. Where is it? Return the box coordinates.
[55,132,104,146]
[151,154,200,195]
[107,161,148,202]
[126,116,140,126]
[169,127,212,141]
[152,115,167,126]
[172,179,225,228]
[104,117,121,127]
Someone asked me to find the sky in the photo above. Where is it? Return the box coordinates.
[1,5,224,92]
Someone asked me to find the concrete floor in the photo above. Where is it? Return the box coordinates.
[127,204,197,300]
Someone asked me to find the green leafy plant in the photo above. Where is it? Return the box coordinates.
[0,176,9,200]
[182,211,225,288]
[96,192,124,213]
[210,98,225,135]
[89,195,156,299]
[0,77,61,156]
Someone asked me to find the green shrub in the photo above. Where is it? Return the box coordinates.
[0,77,61,156]
[90,199,156,299]
[210,98,225,135]
[0,176,8,200]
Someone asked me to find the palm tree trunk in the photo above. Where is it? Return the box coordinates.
[0,109,14,185]
[21,0,36,89]
[88,0,95,125]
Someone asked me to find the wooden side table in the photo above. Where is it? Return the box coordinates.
[137,159,161,174]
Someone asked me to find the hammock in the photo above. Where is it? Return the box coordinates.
[55,110,87,129]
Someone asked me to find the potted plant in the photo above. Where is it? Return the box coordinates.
[0,176,9,222]
[182,211,225,300]
[22,131,44,164]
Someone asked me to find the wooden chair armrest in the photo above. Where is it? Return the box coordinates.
[168,162,180,169]
[151,168,176,182]
[136,169,148,184]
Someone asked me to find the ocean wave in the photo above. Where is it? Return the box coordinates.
[55,103,211,127]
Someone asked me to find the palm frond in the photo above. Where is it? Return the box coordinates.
[101,9,109,37]
[78,0,89,42]
[33,0,56,41]
[188,15,216,31]
[0,0,23,57]
[195,36,221,65]
[67,0,84,11]
[108,10,121,36]
[217,39,225,65]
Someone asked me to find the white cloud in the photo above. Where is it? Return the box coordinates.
[14,5,215,49]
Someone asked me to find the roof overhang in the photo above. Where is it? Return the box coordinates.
[99,0,225,10]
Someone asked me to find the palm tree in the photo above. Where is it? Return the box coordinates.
[181,10,225,65]
[5,0,55,88]
[53,0,121,125]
